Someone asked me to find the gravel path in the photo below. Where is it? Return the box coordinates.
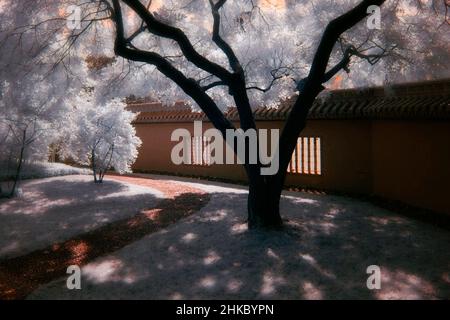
[27,175,450,300]
[0,175,209,299]
[0,175,163,259]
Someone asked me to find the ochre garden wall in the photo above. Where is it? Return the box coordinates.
[132,119,450,215]
[371,120,450,215]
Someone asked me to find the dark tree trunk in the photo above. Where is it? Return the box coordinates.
[246,164,283,229]
[247,182,283,229]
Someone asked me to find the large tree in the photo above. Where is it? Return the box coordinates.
[105,0,450,228]
[1,0,449,227]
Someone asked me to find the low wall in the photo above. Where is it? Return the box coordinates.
[132,119,450,215]
[371,120,450,215]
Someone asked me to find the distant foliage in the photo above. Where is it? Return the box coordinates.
[85,55,117,71]
[0,78,70,196]
[60,92,142,183]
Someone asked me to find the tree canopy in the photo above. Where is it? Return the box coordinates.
[1,0,448,109]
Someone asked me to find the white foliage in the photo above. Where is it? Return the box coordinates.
[62,91,142,179]
[0,77,70,167]
[1,0,448,112]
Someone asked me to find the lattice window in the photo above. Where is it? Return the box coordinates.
[191,136,212,166]
[287,137,322,175]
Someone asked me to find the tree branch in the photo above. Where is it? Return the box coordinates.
[306,0,386,87]
[207,0,256,136]
[119,0,233,84]
[208,0,243,73]
[275,0,387,191]
[202,80,226,92]
[111,0,234,136]
[246,68,288,92]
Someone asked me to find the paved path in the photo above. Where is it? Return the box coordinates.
[0,175,209,299]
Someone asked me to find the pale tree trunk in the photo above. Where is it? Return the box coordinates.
[98,143,114,183]
[9,129,27,197]
[92,149,100,183]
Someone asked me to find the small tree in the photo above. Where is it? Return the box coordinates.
[0,80,67,197]
[0,117,44,196]
[63,93,141,183]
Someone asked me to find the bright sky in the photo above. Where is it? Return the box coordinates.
[150,0,162,11]
[260,0,286,9]
[0,0,7,13]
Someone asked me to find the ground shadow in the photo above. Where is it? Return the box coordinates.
[0,176,162,259]
[0,190,209,299]
[27,190,450,300]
